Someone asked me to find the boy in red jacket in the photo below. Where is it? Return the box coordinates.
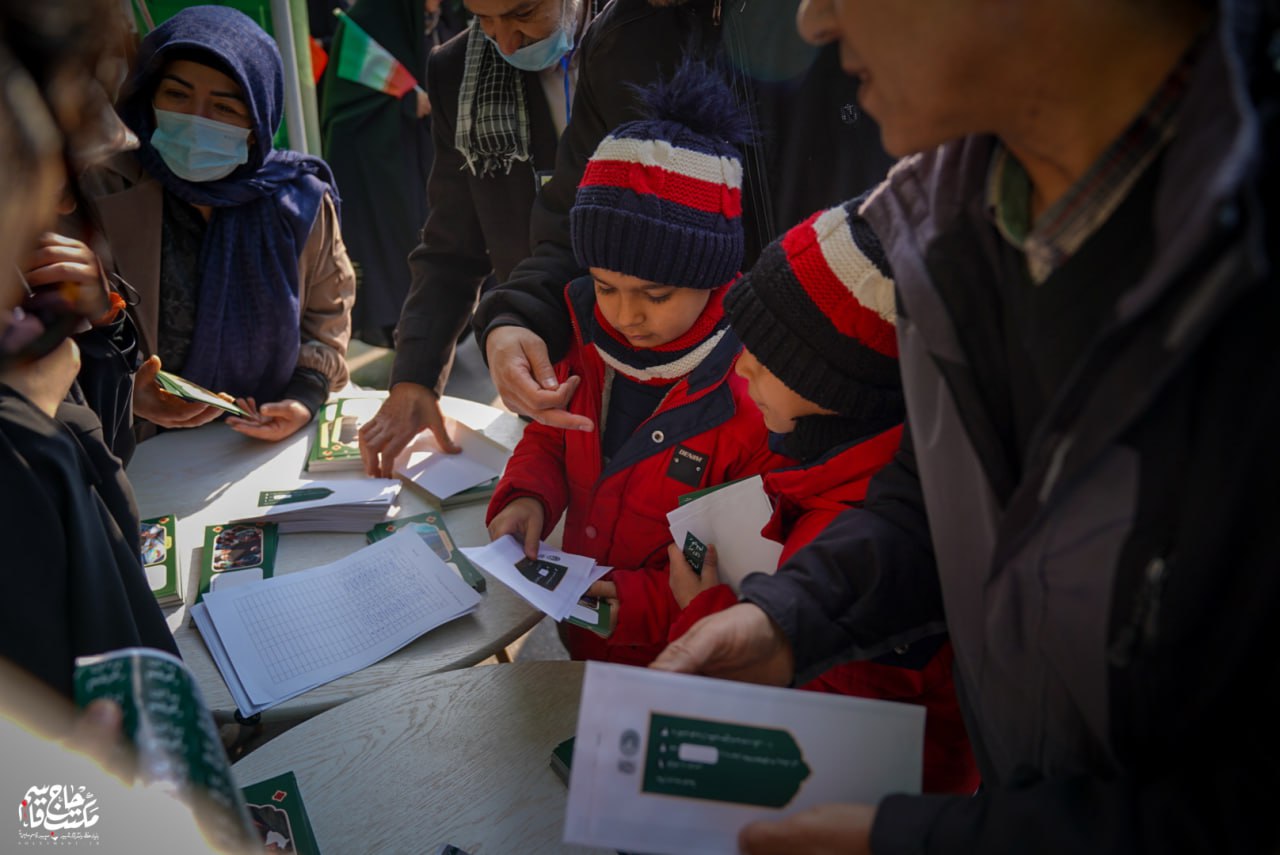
[486,63,790,665]
[667,198,980,795]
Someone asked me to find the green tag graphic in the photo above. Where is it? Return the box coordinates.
[258,487,334,507]
[682,532,707,575]
[643,713,810,808]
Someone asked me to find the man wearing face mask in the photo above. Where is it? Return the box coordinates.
[357,0,591,476]
[80,5,356,444]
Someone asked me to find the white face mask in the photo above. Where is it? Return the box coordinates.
[150,108,250,182]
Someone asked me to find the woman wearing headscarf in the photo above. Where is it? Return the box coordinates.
[320,0,464,347]
[82,5,355,443]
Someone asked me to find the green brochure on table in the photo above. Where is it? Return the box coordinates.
[194,522,279,606]
[550,736,575,786]
[73,648,257,851]
[241,771,321,855]
[154,369,251,417]
[366,511,486,592]
[139,514,181,606]
[306,396,381,472]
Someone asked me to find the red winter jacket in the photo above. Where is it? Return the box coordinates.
[488,278,791,664]
[670,424,980,795]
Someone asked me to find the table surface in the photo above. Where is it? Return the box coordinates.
[127,395,542,723]
[232,661,604,854]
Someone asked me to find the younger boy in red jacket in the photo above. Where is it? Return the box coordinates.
[667,198,980,795]
[486,63,790,665]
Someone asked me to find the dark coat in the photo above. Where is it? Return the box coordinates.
[390,29,560,393]
[742,3,1280,851]
[471,0,896,362]
[0,391,178,698]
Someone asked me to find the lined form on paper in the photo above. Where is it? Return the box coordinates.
[192,530,481,715]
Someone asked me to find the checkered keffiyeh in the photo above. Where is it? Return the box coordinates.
[455,23,530,177]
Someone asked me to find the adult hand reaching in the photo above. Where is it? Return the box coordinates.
[649,602,796,687]
[226,397,311,441]
[358,381,459,478]
[485,325,592,431]
[738,803,877,855]
[133,355,224,428]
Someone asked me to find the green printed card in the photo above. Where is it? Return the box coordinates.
[241,771,321,855]
[195,522,279,606]
[566,596,615,638]
[140,514,181,606]
[366,511,486,592]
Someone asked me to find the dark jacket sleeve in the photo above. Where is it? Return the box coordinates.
[391,44,495,394]
[471,0,710,363]
[739,423,946,684]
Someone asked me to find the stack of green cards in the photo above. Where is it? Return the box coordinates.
[140,514,181,606]
[194,522,279,606]
[307,396,382,472]
[241,771,321,854]
[73,648,257,851]
[367,511,486,592]
[155,370,251,417]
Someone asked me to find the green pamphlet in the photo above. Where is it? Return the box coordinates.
[154,370,251,417]
[241,771,321,854]
[140,514,181,606]
[194,522,279,606]
[366,511,486,592]
[566,596,615,637]
[306,396,383,472]
[550,736,575,786]
[73,648,257,851]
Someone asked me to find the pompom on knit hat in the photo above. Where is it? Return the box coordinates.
[570,58,751,289]
[725,196,904,422]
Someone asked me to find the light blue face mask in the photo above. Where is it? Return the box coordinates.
[150,108,251,182]
[485,0,574,72]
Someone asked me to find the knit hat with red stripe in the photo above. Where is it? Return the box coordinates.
[725,196,904,421]
[571,59,750,289]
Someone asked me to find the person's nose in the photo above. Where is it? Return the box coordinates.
[618,296,646,330]
[796,0,839,47]
[487,21,526,55]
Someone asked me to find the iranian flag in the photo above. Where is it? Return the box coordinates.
[333,9,421,98]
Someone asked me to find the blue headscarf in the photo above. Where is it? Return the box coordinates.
[117,5,339,402]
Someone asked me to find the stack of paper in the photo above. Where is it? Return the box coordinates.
[229,479,400,533]
[666,475,783,593]
[394,418,510,504]
[565,662,925,855]
[463,536,610,622]
[190,531,481,716]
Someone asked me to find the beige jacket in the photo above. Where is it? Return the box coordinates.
[80,153,354,395]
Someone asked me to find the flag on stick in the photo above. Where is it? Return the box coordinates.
[333,9,422,98]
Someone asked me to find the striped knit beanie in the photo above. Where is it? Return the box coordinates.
[571,59,751,289]
[725,196,903,420]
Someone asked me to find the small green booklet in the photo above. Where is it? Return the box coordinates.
[139,514,181,606]
[241,771,321,854]
[306,396,383,472]
[550,736,575,786]
[194,522,279,606]
[154,370,251,418]
[73,648,257,851]
[566,596,615,637]
[366,511,486,592]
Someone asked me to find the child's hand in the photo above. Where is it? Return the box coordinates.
[488,496,545,560]
[668,542,721,608]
